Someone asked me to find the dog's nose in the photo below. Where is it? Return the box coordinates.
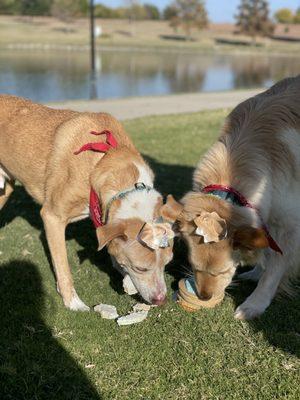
[198,292,212,301]
[151,294,167,306]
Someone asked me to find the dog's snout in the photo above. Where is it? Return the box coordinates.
[151,293,166,306]
[198,291,213,301]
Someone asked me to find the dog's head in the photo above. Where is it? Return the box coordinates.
[96,215,174,305]
[161,193,269,301]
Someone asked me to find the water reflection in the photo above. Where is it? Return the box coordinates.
[0,49,299,102]
[231,57,271,88]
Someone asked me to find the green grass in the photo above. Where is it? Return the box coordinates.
[1,16,300,55]
[0,109,300,400]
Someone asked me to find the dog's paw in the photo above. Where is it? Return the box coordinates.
[67,292,90,312]
[234,302,266,320]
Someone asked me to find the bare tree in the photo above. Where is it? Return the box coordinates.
[236,0,274,44]
[124,0,146,36]
[169,0,208,40]
[124,0,146,22]
[51,0,88,21]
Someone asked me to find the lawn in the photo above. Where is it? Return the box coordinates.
[1,16,300,55]
[0,109,299,400]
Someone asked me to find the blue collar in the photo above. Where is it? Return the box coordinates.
[105,182,153,223]
[204,189,241,206]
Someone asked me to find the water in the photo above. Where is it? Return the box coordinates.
[0,49,300,102]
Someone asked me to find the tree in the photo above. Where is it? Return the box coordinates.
[0,0,19,14]
[163,4,180,33]
[144,3,160,20]
[163,4,179,33]
[294,8,300,24]
[167,0,208,40]
[124,0,147,22]
[236,0,274,43]
[51,0,88,20]
[274,8,294,24]
[94,4,114,18]
[123,0,147,36]
[19,0,52,15]
[163,4,178,20]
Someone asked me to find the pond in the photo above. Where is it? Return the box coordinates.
[0,49,300,102]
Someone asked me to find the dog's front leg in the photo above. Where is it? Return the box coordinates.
[234,253,286,320]
[237,265,263,282]
[41,207,89,311]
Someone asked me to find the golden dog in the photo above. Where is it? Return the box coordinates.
[0,95,174,310]
[162,76,300,319]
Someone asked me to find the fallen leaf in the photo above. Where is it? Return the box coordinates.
[85,364,96,369]
[22,249,32,256]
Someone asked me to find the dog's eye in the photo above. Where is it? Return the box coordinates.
[209,268,231,277]
[199,270,218,277]
[135,266,149,273]
[173,221,181,232]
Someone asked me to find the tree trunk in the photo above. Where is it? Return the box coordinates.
[185,23,192,41]
[251,34,257,46]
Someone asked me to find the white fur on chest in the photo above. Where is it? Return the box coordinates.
[115,163,159,222]
[115,190,161,222]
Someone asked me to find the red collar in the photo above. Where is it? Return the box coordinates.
[202,184,283,255]
[74,130,118,228]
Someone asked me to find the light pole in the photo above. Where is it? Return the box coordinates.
[89,0,97,99]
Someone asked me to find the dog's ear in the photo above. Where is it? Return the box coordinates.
[138,223,159,250]
[96,222,127,250]
[138,222,174,250]
[97,220,147,250]
[233,226,269,250]
[160,195,183,223]
[194,211,227,243]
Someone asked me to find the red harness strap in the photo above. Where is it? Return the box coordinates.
[74,130,117,155]
[202,184,283,255]
[74,130,118,228]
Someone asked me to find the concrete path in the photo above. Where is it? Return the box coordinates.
[47,89,262,120]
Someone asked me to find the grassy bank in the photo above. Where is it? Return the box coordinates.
[0,109,299,400]
[1,15,300,55]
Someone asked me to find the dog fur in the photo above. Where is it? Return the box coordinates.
[0,95,174,310]
[162,76,300,320]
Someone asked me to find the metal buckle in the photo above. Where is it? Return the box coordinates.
[135,182,146,190]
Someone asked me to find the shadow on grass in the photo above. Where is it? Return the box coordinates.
[0,260,101,400]
[0,184,124,296]
[228,277,300,357]
[1,156,299,358]
[144,155,194,198]
[159,34,196,42]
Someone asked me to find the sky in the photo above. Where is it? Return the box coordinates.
[96,0,299,23]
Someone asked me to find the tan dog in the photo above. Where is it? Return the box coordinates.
[161,76,300,320]
[0,95,174,310]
